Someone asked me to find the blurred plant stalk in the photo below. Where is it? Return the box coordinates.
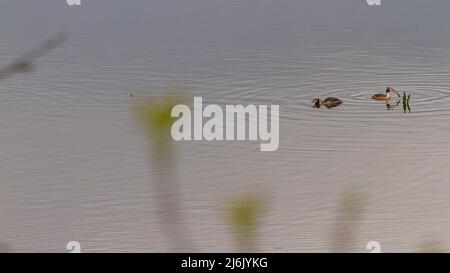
[0,33,65,253]
[417,237,446,253]
[332,189,367,253]
[134,90,194,251]
[225,191,266,252]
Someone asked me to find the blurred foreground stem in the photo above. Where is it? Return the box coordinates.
[135,92,194,251]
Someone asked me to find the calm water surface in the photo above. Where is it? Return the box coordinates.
[1,0,450,252]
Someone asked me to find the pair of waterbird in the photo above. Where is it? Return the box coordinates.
[312,87,397,108]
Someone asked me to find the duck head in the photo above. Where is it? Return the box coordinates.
[312,98,321,108]
[386,87,395,99]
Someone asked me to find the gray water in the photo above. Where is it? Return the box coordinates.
[1,0,450,252]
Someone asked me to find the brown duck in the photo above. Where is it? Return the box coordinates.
[312,97,343,108]
[372,87,395,101]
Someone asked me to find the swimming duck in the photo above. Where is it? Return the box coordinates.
[312,97,343,108]
[372,87,395,101]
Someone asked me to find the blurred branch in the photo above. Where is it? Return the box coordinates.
[0,32,66,80]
